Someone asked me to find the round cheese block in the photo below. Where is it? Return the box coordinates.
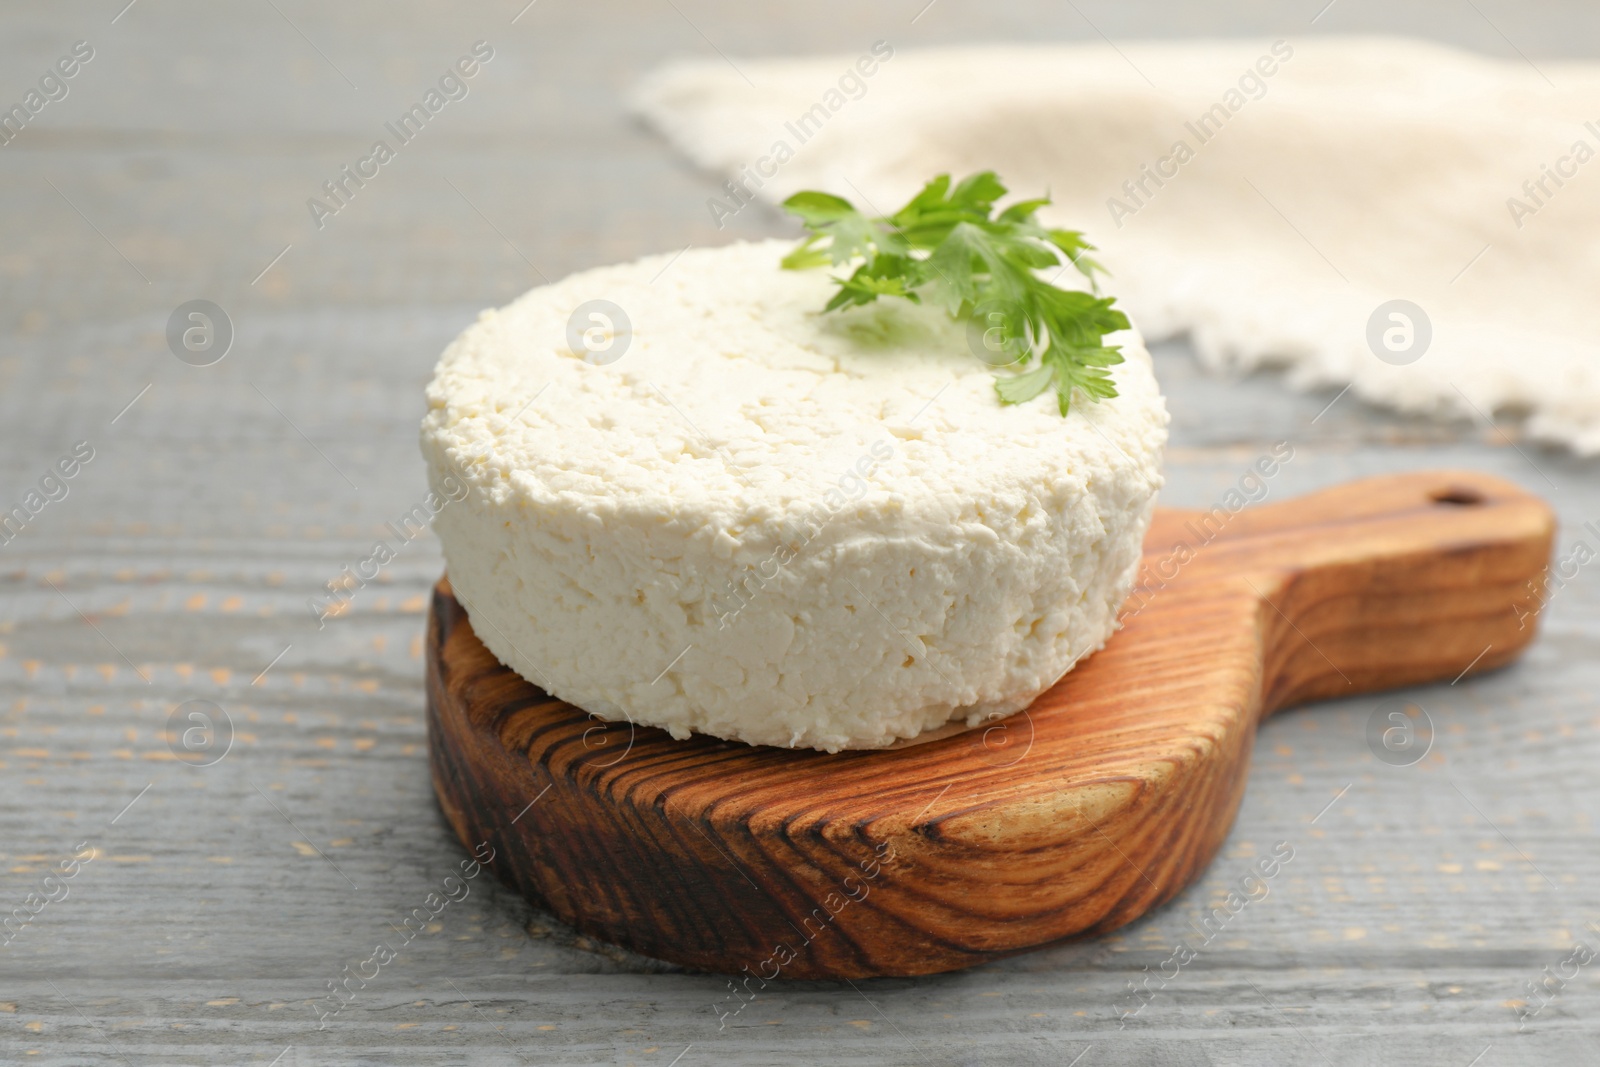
[420,239,1168,751]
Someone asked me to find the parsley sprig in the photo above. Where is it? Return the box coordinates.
[780,172,1128,416]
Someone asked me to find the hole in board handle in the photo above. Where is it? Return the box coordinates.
[1430,486,1486,506]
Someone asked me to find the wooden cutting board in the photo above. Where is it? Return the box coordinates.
[426,470,1553,979]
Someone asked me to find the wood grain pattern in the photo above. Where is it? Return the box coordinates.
[426,470,1554,979]
[8,3,1596,1058]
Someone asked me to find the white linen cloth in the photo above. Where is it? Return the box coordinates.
[634,37,1600,452]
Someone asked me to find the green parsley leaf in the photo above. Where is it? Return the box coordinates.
[780,171,1126,417]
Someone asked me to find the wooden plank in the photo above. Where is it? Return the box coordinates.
[425,472,1555,979]
[1,0,1596,1063]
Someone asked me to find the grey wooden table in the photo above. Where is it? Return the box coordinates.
[3,1,1598,1064]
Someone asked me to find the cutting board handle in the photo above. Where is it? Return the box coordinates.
[1137,469,1556,716]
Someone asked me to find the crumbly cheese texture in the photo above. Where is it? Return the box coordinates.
[420,239,1168,751]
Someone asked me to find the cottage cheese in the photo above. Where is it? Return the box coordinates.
[420,240,1168,750]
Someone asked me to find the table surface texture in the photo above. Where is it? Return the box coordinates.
[2,1,1598,1064]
